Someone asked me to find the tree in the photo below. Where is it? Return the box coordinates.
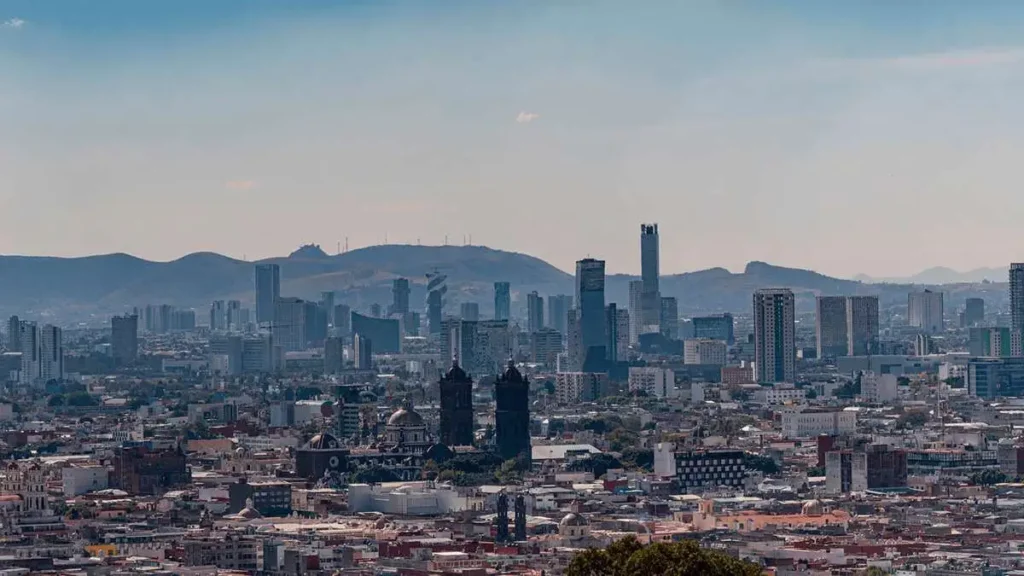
[620,447,654,471]
[896,411,928,430]
[969,469,1008,486]
[566,537,761,576]
[863,567,888,576]
[745,454,780,475]
[349,466,401,484]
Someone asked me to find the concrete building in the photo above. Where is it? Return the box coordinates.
[846,296,879,356]
[683,339,727,366]
[229,478,292,517]
[348,481,470,515]
[692,313,734,345]
[272,297,307,352]
[628,367,676,398]
[815,296,847,359]
[426,271,447,335]
[494,282,511,322]
[825,450,867,494]
[628,279,643,346]
[20,323,63,386]
[639,223,661,334]
[555,372,608,404]
[530,328,563,367]
[964,297,985,328]
[527,291,544,333]
[753,288,796,383]
[781,409,856,438]
[908,289,944,333]
[660,296,678,340]
[547,294,572,336]
[968,357,1024,399]
[604,304,629,363]
[392,278,410,316]
[860,372,898,403]
[351,312,401,354]
[574,259,606,372]
[111,314,139,365]
[63,465,109,497]
[254,263,280,325]
[353,334,373,370]
[653,445,746,493]
[324,336,344,374]
[460,302,480,322]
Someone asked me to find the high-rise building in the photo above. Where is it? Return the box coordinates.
[547,295,572,336]
[640,223,661,334]
[692,313,734,345]
[273,297,307,352]
[6,316,20,353]
[460,302,480,322]
[324,336,344,374]
[226,300,244,331]
[963,297,985,328]
[605,304,620,363]
[392,278,410,316]
[111,314,139,364]
[815,296,848,359]
[527,292,544,333]
[530,328,563,366]
[333,304,351,335]
[439,359,474,447]
[574,258,607,371]
[615,307,630,362]
[660,296,678,340]
[210,300,227,331]
[320,292,336,327]
[753,288,796,383]
[628,280,644,345]
[426,272,447,334]
[494,282,511,322]
[441,318,477,373]
[683,339,727,366]
[353,334,373,370]
[908,290,944,333]
[39,324,63,384]
[476,320,511,376]
[18,322,39,386]
[846,296,879,356]
[351,313,401,354]
[495,361,531,462]
[254,263,280,325]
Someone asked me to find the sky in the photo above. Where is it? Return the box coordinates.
[3,1,1024,278]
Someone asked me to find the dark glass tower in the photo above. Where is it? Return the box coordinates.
[438,359,474,447]
[495,360,531,462]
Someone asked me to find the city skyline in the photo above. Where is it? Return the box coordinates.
[7,1,1024,276]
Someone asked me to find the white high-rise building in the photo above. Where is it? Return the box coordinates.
[20,323,62,385]
[628,367,677,398]
[908,290,944,333]
[18,322,39,386]
[683,339,727,366]
[753,288,796,383]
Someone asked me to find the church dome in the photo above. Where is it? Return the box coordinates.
[307,432,340,450]
[424,443,454,463]
[388,407,425,427]
[500,359,526,383]
[444,358,471,382]
[801,499,824,516]
[560,512,589,528]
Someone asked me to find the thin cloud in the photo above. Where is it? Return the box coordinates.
[224,180,256,191]
[1,18,25,29]
[813,47,1024,74]
[516,111,540,124]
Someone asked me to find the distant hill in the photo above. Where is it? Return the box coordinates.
[855,266,1006,284]
[0,244,1002,325]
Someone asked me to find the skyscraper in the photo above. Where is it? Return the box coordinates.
[320,291,336,327]
[574,258,606,371]
[111,314,139,364]
[460,302,480,322]
[254,263,280,325]
[1012,264,1024,335]
[547,295,572,335]
[527,291,544,333]
[753,288,796,383]
[353,334,373,370]
[441,318,477,373]
[628,280,643,345]
[640,223,661,334]
[815,296,848,359]
[324,336,344,374]
[23,323,63,385]
[40,325,64,384]
[495,360,531,462]
[846,296,879,356]
[426,271,447,334]
[392,278,410,315]
[605,304,630,363]
[908,290,944,333]
[494,282,511,321]
[273,297,307,352]
[18,322,39,386]
[333,304,351,336]
[439,358,474,447]
[660,296,679,340]
[6,316,20,353]
[210,300,227,331]
[963,297,985,328]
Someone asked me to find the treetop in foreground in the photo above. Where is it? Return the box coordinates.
[566,536,762,576]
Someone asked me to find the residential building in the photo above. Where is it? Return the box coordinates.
[692,313,734,345]
[753,288,796,383]
[228,479,292,517]
[6,315,20,353]
[353,334,373,370]
[683,339,727,366]
[530,328,562,367]
[324,336,344,374]
[555,372,608,404]
[815,296,847,359]
[908,289,944,333]
[860,372,898,403]
[628,280,643,345]
[111,314,139,364]
[254,263,280,325]
[527,291,544,333]
[183,536,258,572]
[628,367,676,398]
[846,295,879,356]
[660,296,678,340]
[969,326,1013,357]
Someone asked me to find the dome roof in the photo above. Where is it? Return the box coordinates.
[801,499,824,516]
[388,407,425,427]
[424,443,454,463]
[307,432,341,450]
[500,359,526,383]
[444,358,471,382]
[560,512,589,528]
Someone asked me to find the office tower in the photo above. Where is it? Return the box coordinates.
[908,290,944,333]
[460,302,480,322]
[391,278,410,316]
[370,303,382,318]
[39,324,63,384]
[353,334,373,370]
[574,258,607,371]
[640,223,661,334]
[530,328,563,366]
[242,334,277,373]
[209,334,244,376]
[527,292,544,333]
[566,308,581,371]
[692,313,734,345]
[846,296,879,356]
[628,280,643,345]
[6,316,19,353]
[441,318,477,372]
[226,300,243,331]
[305,301,328,346]
[334,304,351,336]
[254,263,281,325]
[439,358,474,447]
[495,361,531,462]
[547,295,572,335]
[426,271,447,334]
[476,320,511,376]
[494,282,511,321]
[351,313,401,354]
[273,297,307,352]
[605,304,620,363]
[660,296,678,339]
[683,339,728,365]
[18,322,39,385]
[753,288,796,383]
[324,336,344,374]
[210,300,227,331]
[963,297,985,328]
[815,296,848,359]
[1014,264,1024,335]
[111,314,139,364]
[320,291,336,327]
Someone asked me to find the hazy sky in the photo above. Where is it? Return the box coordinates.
[3,1,1024,278]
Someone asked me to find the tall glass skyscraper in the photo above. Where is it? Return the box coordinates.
[640,223,661,333]
[494,282,511,321]
[574,258,606,370]
[254,263,280,325]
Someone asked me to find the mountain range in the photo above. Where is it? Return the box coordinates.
[0,244,1006,326]
[854,266,1007,284]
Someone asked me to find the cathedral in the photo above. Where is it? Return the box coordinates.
[438,358,474,447]
[494,360,531,463]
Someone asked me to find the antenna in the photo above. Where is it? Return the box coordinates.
[444,235,448,246]
[344,237,349,252]
[337,241,340,255]
[469,234,472,245]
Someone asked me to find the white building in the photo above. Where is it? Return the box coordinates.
[63,465,110,496]
[908,290,944,333]
[627,367,677,398]
[860,372,898,404]
[683,339,727,366]
[19,323,63,386]
[825,451,867,495]
[347,481,472,515]
[555,372,608,404]
[781,409,856,438]
[756,384,806,406]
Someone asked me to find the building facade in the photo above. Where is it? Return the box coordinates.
[683,339,727,366]
[815,296,847,359]
[495,361,531,462]
[753,288,796,383]
[438,360,474,447]
[908,290,944,333]
[254,263,280,325]
[494,282,511,322]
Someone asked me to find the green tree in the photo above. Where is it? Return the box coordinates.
[620,447,654,471]
[566,537,761,576]
[969,469,1008,486]
[896,411,928,430]
[745,454,780,475]
[863,567,888,576]
[349,466,401,484]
